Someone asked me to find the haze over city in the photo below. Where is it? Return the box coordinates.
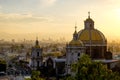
[0,0,120,41]
[1,1,120,80]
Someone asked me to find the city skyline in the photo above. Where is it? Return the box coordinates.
[0,0,120,41]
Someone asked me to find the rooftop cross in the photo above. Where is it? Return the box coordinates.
[75,22,77,31]
[88,11,90,18]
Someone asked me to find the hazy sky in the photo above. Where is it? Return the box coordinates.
[0,0,120,41]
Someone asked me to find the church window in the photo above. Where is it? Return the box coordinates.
[72,53,73,55]
[37,61,39,68]
[90,23,92,28]
[78,53,80,56]
[37,52,39,56]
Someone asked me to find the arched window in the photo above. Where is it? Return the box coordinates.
[37,61,39,68]
[37,52,39,56]
[78,53,80,56]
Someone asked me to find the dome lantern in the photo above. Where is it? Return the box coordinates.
[84,12,94,29]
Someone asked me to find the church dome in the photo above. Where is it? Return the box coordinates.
[78,12,107,44]
[33,37,41,48]
[68,25,84,47]
[78,29,106,43]
[69,39,83,47]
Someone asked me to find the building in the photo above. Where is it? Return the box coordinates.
[43,57,66,76]
[30,13,114,76]
[78,12,107,59]
[31,38,43,70]
[66,12,109,74]
[66,26,85,74]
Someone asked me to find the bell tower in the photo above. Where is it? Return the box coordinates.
[66,25,85,74]
[31,37,43,70]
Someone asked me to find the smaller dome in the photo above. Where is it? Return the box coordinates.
[35,45,40,48]
[68,25,84,47]
[33,37,41,48]
[69,40,83,47]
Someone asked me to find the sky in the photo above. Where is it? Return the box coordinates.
[0,0,120,41]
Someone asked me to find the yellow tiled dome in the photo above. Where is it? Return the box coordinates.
[78,29,106,43]
[69,40,83,47]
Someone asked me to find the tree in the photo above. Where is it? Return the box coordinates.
[0,59,6,72]
[31,70,45,80]
[65,54,120,80]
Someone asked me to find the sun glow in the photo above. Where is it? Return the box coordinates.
[115,8,120,19]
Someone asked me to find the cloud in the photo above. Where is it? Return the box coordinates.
[0,12,55,34]
[40,0,57,7]
[97,0,120,5]
[0,6,2,9]
[0,13,50,23]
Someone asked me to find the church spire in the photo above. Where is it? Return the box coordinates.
[36,36,39,46]
[75,22,77,33]
[73,23,78,40]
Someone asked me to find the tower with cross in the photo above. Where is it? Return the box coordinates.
[31,38,43,70]
[66,24,85,74]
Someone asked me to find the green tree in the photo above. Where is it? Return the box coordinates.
[31,70,44,80]
[0,59,6,72]
[65,54,120,80]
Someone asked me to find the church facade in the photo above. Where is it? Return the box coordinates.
[66,13,108,74]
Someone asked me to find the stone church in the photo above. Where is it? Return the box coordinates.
[66,12,110,74]
[31,38,43,70]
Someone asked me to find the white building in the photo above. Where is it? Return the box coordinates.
[66,26,85,74]
[31,38,43,70]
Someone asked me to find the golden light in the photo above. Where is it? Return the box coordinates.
[115,8,120,19]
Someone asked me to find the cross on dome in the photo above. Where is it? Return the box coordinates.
[75,22,77,32]
[75,25,77,31]
[88,11,90,18]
